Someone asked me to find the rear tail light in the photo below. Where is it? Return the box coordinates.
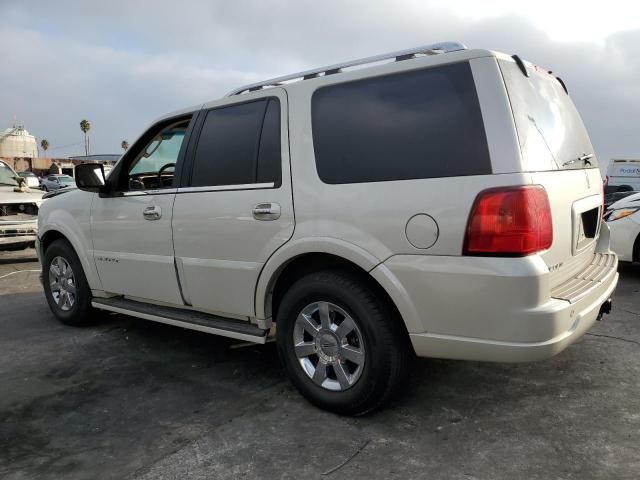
[464,186,553,256]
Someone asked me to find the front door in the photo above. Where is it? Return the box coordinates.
[172,90,294,318]
[91,114,195,305]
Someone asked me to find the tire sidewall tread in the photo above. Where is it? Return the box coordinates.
[276,269,411,415]
[42,239,94,326]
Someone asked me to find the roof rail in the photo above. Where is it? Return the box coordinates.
[225,41,467,96]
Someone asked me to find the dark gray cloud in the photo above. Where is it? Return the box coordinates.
[1,1,638,170]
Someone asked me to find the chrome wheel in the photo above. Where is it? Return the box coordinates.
[49,256,76,311]
[293,301,366,391]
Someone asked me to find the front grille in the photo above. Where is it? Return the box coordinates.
[0,203,39,218]
[551,253,617,303]
[0,227,37,238]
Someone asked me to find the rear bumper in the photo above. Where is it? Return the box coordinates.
[374,252,618,363]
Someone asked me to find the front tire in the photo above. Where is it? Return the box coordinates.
[276,270,412,415]
[43,239,95,326]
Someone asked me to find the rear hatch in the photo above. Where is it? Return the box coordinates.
[498,58,607,300]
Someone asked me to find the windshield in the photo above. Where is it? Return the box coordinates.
[59,176,75,184]
[0,161,18,186]
[499,59,597,171]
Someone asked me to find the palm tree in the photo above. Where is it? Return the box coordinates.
[121,140,129,151]
[80,119,91,156]
[40,139,50,158]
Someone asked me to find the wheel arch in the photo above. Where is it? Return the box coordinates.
[40,226,102,291]
[634,231,640,263]
[255,238,416,335]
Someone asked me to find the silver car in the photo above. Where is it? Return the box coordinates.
[37,44,618,414]
[0,160,44,249]
[41,174,76,192]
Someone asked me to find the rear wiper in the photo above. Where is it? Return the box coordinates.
[562,153,593,167]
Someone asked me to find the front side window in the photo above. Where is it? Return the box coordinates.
[125,119,190,190]
[190,98,281,187]
[312,61,491,184]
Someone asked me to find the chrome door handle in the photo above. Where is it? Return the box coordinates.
[143,205,162,220]
[252,203,281,221]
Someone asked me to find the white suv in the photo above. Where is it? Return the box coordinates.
[37,43,618,414]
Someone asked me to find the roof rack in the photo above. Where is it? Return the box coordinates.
[225,41,467,96]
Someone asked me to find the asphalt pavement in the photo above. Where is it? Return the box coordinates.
[1,249,639,479]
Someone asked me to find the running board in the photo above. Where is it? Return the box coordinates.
[91,297,268,343]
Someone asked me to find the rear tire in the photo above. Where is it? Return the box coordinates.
[276,270,412,415]
[43,239,95,326]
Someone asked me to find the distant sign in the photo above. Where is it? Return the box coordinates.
[612,166,640,177]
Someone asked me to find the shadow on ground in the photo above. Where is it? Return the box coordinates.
[0,264,639,479]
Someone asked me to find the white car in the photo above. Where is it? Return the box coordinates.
[18,171,41,188]
[37,43,618,414]
[606,192,640,262]
[0,160,44,249]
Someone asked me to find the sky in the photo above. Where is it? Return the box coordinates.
[1,0,639,172]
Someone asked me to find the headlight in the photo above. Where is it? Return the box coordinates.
[605,207,640,221]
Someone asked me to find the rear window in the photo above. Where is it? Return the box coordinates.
[498,59,597,171]
[311,61,491,184]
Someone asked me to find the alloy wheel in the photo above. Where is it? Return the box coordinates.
[293,301,366,391]
[49,256,76,311]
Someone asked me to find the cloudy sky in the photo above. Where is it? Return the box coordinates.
[1,1,638,171]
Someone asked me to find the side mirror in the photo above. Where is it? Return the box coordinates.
[75,163,107,193]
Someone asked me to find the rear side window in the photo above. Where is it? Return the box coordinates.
[312,62,491,184]
[191,98,281,187]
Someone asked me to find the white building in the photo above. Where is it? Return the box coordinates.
[0,126,39,158]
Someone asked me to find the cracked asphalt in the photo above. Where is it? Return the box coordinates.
[1,249,639,479]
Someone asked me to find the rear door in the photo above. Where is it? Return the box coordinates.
[172,89,294,318]
[498,58,604,290]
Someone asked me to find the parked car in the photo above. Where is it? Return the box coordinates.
[0,160,44,249]
[605,189,638,209]
[605,192,640,263]
[41,174,76,192]
[18,171,41,188]
[37,43,618,414]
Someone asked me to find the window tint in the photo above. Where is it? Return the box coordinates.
[191,98,281,187]
[312,62,491,184]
